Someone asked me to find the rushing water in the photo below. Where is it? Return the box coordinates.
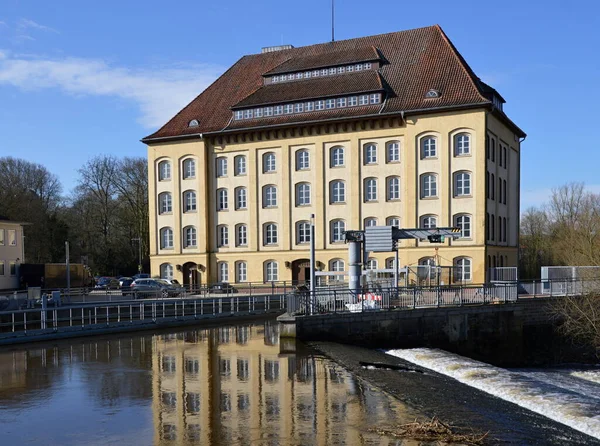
[387,348,600,440]
[0,320,420,445]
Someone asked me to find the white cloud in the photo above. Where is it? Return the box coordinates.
[17,18,58,34]
[0,53,222,128]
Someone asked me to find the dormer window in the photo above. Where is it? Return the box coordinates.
[188,119,199,127]
[425,89,441,98]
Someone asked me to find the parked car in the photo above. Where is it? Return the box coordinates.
[130,279,182,298]
[208,282,237,294]
[95,277,120,290]
[132,273,151,280]
[119,277,134,294]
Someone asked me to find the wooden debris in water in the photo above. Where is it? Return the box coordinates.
[369,417,489,445]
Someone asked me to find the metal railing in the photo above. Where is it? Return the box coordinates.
[0,293,286,340]
[287,277,600,316]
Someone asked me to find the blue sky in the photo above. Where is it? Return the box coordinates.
[0,0,598,209]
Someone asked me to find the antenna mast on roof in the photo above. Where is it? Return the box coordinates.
[331,0,335,42]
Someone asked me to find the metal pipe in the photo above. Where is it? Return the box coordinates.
[309,214,316,315]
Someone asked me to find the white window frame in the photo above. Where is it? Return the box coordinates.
[454,257,472,282]
[284,104,293,114]
[264,223,278,245]
[366,258,378,270]
[454,171,472,197]
[387,141,400,163]
[315,100,325,110]
[455,133,471,156]
[421,174,438,198]
[331,220,346,243]
[421,137,437,159]
[184,226,197,248]
[183,159,196,179]
[235,187,247,210]
[359,95,369,105]
[183,190,196,213]
[236,224,248,246]
[296,150,309,170]
[326,99,335,109]
[218,262,229,282]
[218,225,229,247]
[265,261,278,282]
[216,157,228,177]
[296,183,311,206]
[387,217,400,227]
[364,178,377,202]
[370,93,381,104]
[420,215,437,229]
[265,107,274,117]
[263,185,277,208]
[160,227,174,249]
[217,188,228,211]
[349,96,358,106]
[364,143,377,164]
[455,214,472,239]
[158,160,171,181]
[263,153,276,173]
[296,221,311,244]
[159,192,172,214]
[364,218,377,227]
[387,176,400,201]
[160,263,174,280]
[0,229,4,246]
[331,146,344,167]
[236,262,247,282]
[331,180,346,203]
[235,155,247,176]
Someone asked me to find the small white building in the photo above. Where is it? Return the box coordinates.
[0,218,26,290]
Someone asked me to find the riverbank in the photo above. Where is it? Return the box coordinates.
[308,342,600,445]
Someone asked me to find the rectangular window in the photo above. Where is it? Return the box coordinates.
[8,230,16,246]
[296,72,302,79]
[329,67,336,75]
[287,73,295,81]
[243,109,253,119]
[370,93,381,104]
[294,103,304,113]
[305,102,314,112]
[326,99,335,109]
[355,64,363,71]
[0,262,4,276]
[304,71,311,78]
[284,104,293,114]
[364,62,372,69]
[312,70,319,77]
[272,75,279,83]
[235,110,243,120]
[255,108,263,118]
[337,66,345,73]
[264,107,274,117]
[9,262,16,276]
[347,65,354,72]
[349,96,358,106]
[336,97,347,108]
[0,229,4,245]
[321,69,328,76]
[275,105,283,115]
[315,100,325,110]
[359,95,369,105]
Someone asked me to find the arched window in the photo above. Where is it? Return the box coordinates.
[387,216,400,227]
[158,192,172,214]
[296,221,311,244]
[454,257,472,282]
[296,149,310,170]
[503,217,507,242]
[236,261,247,282]
[234,155,246,176]
[217,188,228,211]
[183,190,196,212]
[330,180,346,203]
[364,217,377,228]
[421,137,437,158]
[264,223,278,245]
[498,177,502,203]
[420,215,437,229]
[329,259,345,282]
[331,219,346,243]
[218,262,229,282]
[491,174,495,200]
[491,139,496,162]
[503,180,507,205]
[160,227,173,249]
[265,261,278,282]
[498,215,502,242]
[183,226,197,248]
[331,146,345,167]
[366,258,378,270]
[216,157,228,177]
[385,257,397,270]
[454,171,472,197]
[387,176,400,201]
[386,141,400,163]
[454,214,472,239]
[454,133,470,156]
[217,225,229,247]
[263,185,277,208]
[296,183,311,206]
[491,213,495,241]
[182,158,196,179]
[160,263,174,280]
[364,143,377,164]
[364,177,377,202]
[158,160,171,181]
[236,224,247,246]
[263,152,276,173]
[419,257,436,266]
[235,187,247,210]
[421,173,437,198]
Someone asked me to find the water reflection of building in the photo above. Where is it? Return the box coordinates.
[152,321,405,445]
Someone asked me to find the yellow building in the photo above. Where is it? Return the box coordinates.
[143,25,525,285]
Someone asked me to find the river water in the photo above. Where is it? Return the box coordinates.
[0,320,421,445]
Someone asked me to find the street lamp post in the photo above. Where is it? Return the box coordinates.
[132,238,142,273]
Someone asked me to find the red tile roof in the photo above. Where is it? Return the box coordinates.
[144,25,524,141]
[232,70,383,108]
[263,46,381,75]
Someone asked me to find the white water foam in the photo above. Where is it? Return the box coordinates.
[386,348,600,439]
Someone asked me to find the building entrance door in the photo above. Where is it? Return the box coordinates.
[291,259,310,285]
[182,262,200,288]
